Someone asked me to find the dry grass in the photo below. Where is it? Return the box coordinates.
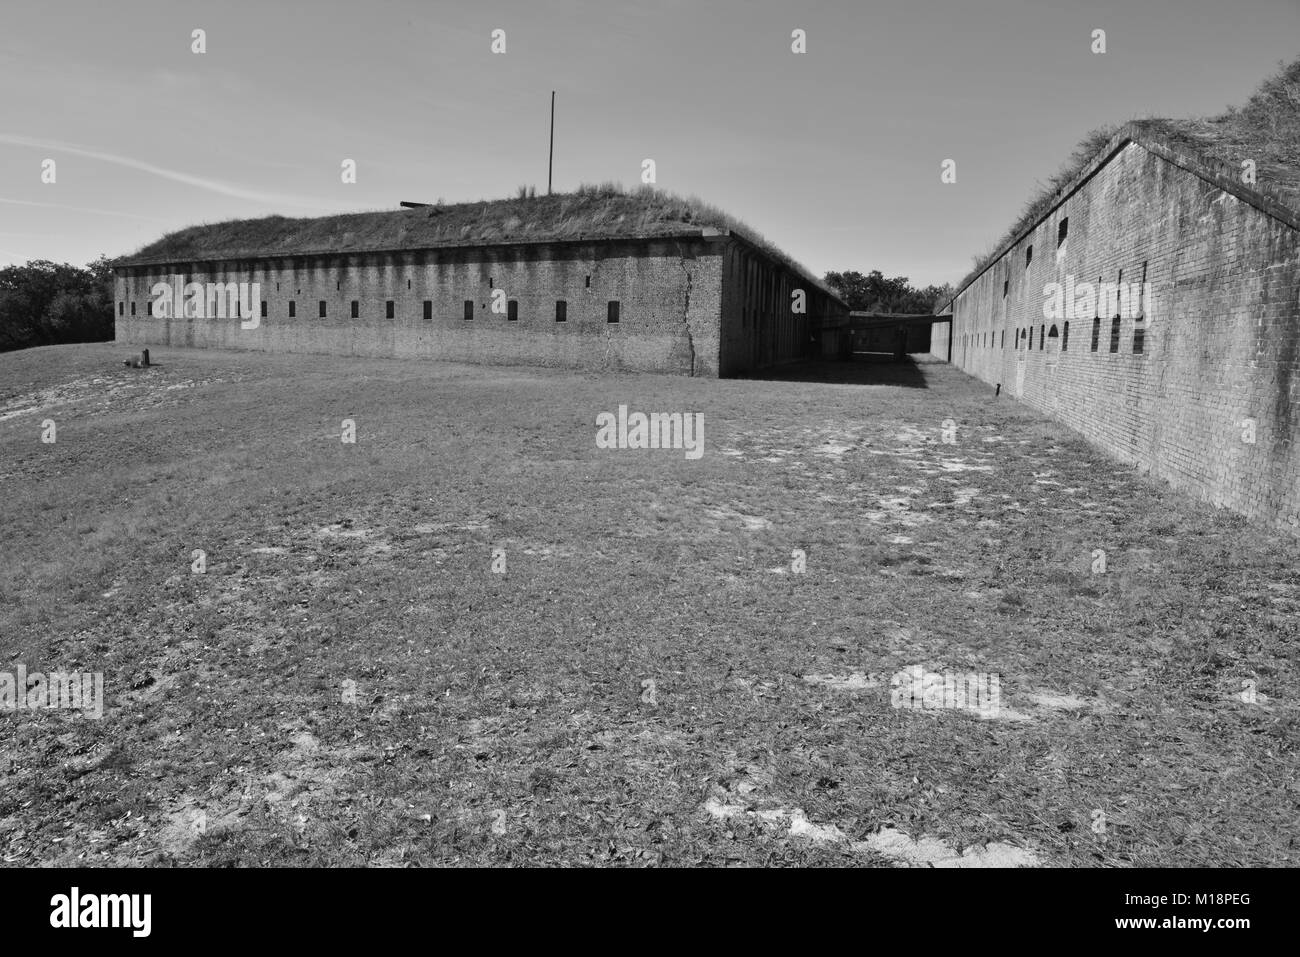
[1,344,1297,866]
[117,183,834,299]
[953,57,1300,304]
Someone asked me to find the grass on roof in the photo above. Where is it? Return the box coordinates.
[953,57,1300,303]
[120,183,832,296]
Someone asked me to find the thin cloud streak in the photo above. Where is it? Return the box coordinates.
[0,135,354,212]
[0,196,172,224]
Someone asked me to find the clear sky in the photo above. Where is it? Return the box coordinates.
[1,0,1296,286]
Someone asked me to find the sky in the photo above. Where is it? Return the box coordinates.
[0,0,1297,287]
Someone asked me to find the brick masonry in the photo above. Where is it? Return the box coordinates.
[115,235,844,378]
[931,139,1300,532]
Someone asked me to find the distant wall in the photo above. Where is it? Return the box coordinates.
[936,140,1300,531]
[854,322,933,356]
[928,320,950,361]
[115,237,723,376]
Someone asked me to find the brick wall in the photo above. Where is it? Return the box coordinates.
[718,238,843,376]
[933,141,1300,531]
[115,237,724,376]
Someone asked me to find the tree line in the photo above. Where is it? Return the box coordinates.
[823,269,953,314]
[0,257,114,353]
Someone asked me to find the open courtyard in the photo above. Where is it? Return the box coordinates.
[1,343,1296,866]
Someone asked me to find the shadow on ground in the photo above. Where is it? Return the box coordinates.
[743,353,935,387]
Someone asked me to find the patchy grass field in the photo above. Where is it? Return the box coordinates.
[1,343,1297,867]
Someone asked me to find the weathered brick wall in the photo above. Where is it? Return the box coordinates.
[115,238,723,376]
[719,239,838,376]
[937,141,1300,531]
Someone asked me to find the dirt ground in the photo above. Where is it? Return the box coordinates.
[1,342,1296,866]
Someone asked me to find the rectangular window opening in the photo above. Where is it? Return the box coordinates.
[423,300,432,321]
[507,300,518,322]
[319,301,327,318]
[555,300,567,322]
[607,300,620,323]
[463,300,474,321]
[386,300,395,319]
[351,300,359,318]
[1057,218,1069,247]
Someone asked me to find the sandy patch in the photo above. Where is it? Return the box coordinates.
[853,827,1039,868]
[704,505,772,531]
[316,524,368,539]
[802,672,881,691]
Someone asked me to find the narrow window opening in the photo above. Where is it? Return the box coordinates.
[607,300,620,323]
[507,300,518,322]
[423,300,432,321]
[1026,245,1033,266]
[555,300,567,322]
[131,302,136,316]
[118,302,124,316]
[351,301,359,318]
[1090,317,1100,352]
[261,300,267,318]
[1039,324,1045,350]
[289,300,296,318]
[1062,320,1069,351]
[319,301,327,318]
[463,300,474,321]
[1109,316,1121,353]
[386,300,395,319]
[1057,218,1069,247]
[585,275,591,289]
[1133,261,1147,354]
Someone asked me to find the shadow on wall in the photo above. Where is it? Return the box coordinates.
[745,355,931,388]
